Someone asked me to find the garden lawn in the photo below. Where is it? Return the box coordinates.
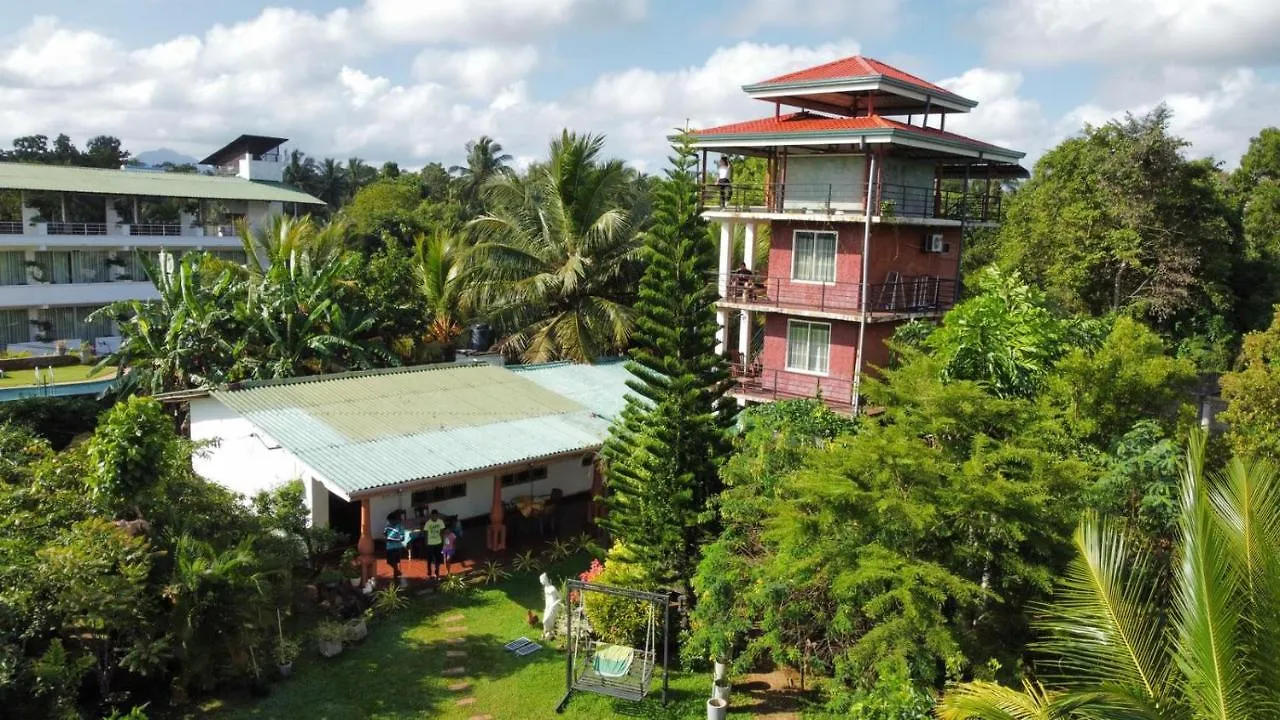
[0,365,110,387]
[211,553,708,720]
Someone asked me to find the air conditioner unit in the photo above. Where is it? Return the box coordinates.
[923,234,945,253]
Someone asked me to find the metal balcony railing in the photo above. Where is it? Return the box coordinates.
[717,272,956,316]
[46,222,108,236]
[729,366,854,411]
[700,181,1004,223]
[129,224,182,237]
[0,221,22,235]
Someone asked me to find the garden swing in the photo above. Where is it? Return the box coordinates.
[555,579,673,713]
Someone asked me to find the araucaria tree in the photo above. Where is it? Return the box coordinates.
[600,133,736,590]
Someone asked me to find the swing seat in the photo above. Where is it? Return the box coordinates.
[592,644,635,678]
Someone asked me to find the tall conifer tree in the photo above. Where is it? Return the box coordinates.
[600,134,736,589]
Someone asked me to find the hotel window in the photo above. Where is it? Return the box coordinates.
[0,252,25,286]
[500,466,549,488]
[786,320,831,375]
[791,230,837,283]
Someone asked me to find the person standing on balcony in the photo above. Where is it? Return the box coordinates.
[717,156,732,207]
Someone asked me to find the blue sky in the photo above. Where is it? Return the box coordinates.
[3,0,1278,170]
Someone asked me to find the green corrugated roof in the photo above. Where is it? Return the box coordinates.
[210,362,633,498]
[0,162,325,205]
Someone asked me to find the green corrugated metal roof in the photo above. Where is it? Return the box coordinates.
[210,362,632,497]
[0,162,325,205]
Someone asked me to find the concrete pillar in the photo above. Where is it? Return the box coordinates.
[357,498,375,583]
[716,222,733,355]
[743,222,756,271]
[104,197,121,234]
[486,475,507,551]
[738,310,751,363]
[19,193,37,234]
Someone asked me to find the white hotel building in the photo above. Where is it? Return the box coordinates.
[0,135,323,352]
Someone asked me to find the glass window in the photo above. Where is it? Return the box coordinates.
[0,251,25,286]
[0,309,28,345]
[791,230,837,283]
[786,320,831,375]
[500,466,549,487]
[410,482,467,506]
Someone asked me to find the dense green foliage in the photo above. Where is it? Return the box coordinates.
[940,436,1280,720]
[600,134,735,590]
[0,398,317,718]
[989,107,1245,368]
[1220,306,1280,460]
[690,272,1201,712]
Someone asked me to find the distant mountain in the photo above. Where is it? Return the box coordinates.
[133,148,201,167]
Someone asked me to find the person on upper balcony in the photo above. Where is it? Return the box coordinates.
[717,156,732,207]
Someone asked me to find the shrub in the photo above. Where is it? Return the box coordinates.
[580,544,656,647]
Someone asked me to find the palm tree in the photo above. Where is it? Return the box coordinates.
[464,130,639,362]
[283,150,319,194]
[345,157,376,203]
[414,230,466,346]
[315,158,348,208]
[938,433,1280,720]
[451,135,513,212]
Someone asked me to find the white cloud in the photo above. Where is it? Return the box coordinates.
[981,0,1280,66]
[726,0,900,37]
[1053,68,1274,166]
[935,69,1047,159]
[413,46,539,97]
[358,0,643,44]
[0,16,122,88]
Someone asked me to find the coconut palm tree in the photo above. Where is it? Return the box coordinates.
[414,230,466,346]
[345,157,377,203]
[451,135,513,213]
[938,433,1280,720]
[283,149,319,194]
[315,158,348,209]
[465,130,639,362]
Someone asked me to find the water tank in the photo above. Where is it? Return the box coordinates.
[469,323,492,352]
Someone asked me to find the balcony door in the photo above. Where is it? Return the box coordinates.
[782,155,866,211]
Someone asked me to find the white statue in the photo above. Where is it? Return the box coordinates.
[540,572,562,640]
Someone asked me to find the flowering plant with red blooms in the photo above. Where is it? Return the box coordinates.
[570,559,605,603]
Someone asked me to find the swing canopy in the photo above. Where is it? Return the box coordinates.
[556,579,673,712]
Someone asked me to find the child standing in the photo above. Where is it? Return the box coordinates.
[423,509,447,579]
[441,527,457,575]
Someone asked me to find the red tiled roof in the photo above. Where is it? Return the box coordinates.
[692,112,1015,155]
[755,56,956,97]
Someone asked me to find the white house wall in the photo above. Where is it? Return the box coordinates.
[365,455,595,537]
[189,397,321,514]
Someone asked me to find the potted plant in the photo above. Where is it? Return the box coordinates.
[30,319,52,343]
[315,620,345,658]
[24,260,48,284]
[105,254,129,281]
[879,198,897,218]
[78,341,93,364]
[274,637,300,677]
[341,548,361,587]
[54,340,68,356]
[344,615,368,644]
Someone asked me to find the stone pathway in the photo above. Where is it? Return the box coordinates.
[442,612,490,718]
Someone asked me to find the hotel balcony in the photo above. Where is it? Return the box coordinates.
[0,280,158,310]
[715,272,956,322]
[729,364,855,414]
[700,181,1004,224]
[0,221,244,248]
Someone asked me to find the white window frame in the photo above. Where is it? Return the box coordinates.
[790,229,838,284]
[785,319,832,376]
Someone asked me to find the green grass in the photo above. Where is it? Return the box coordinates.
[0,364,111,387]
[205,554,708,720]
